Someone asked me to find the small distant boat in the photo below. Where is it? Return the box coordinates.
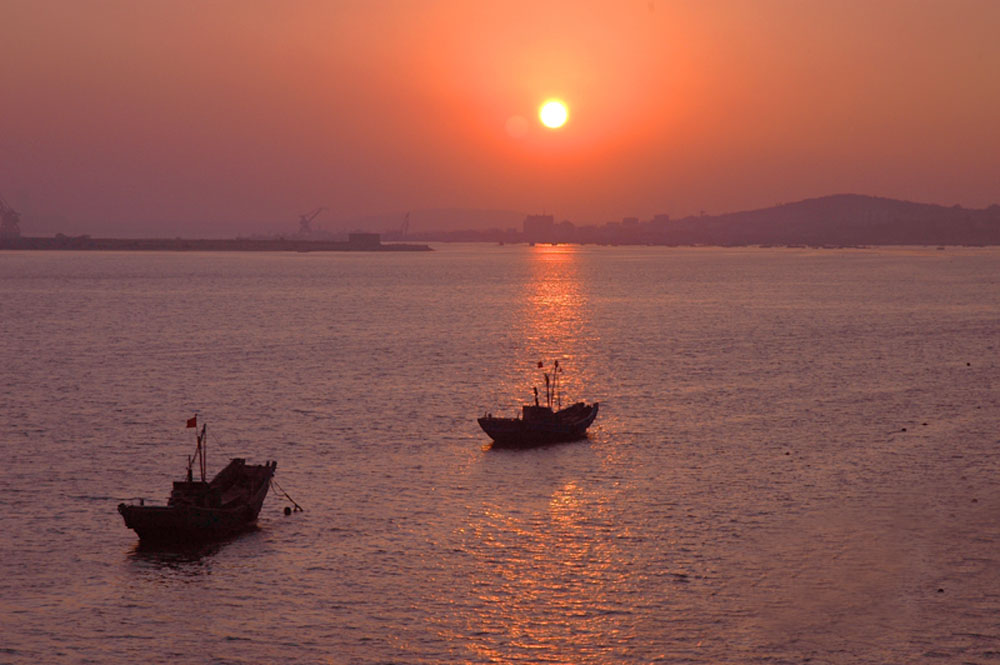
[118,417,276,544]
[478,361,599,447]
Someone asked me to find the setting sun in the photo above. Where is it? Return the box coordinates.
[539,100,568,129]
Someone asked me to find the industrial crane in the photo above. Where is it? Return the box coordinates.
[0,194,21,239]
[298,207,325,235]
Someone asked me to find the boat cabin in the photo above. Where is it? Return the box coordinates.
[522,404,556,422]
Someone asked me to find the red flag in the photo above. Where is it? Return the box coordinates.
[186,415,197,428]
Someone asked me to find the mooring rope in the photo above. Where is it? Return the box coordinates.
[271,478,303,512]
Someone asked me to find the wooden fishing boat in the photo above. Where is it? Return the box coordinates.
[118,418,276,544]
[478,361,599,447]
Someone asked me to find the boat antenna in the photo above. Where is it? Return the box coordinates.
[186,414,201,481]
[199,424,207,482]
[554,360,561,410]
[544,372,551,409]
[536,360,546,407]
[190,423,208,482]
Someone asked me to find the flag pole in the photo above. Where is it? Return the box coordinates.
[200,424,207,482]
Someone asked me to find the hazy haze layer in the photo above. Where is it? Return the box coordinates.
[2,1,999,235]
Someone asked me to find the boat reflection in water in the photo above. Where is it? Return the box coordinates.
[128,539,225,568]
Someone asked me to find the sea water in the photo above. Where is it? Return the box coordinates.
[1,245,998,664]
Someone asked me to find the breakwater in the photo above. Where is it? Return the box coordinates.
[0,235,432,252]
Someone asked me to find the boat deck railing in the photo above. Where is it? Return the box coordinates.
[123,497,166,506]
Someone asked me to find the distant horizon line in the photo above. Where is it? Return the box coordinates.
[300,192,1000,229]
[9,192,1000,239]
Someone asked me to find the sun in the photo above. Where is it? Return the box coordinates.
[539,100,568,129]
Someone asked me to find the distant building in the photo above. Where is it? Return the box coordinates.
[556,219,576,240]
[622,216,639,226]
[523,214,555,243]
[649,214,672,233]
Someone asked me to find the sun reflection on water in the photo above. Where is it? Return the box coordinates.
[501,244,596,410]
[524,244,586,351]
[456,474,640,663]
[444,244,641,661]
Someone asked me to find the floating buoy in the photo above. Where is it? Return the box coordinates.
[284,506,292,516]
[901,427,907,432]
[938,588,944,593]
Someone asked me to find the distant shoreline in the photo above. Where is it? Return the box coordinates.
[0,236,432,252]
[3,237,998,252]
[6,194,1000,249]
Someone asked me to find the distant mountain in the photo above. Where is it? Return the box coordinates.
[414,194,1000,246]
[15,195,1000,245]
[661,194,1000,246]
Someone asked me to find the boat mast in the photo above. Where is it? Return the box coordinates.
[199,424,207,482]
[554,360,561,410]
[188,423,207,482]
[537,360,549,408]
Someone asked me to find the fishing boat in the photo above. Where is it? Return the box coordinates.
[478,361,599,447]
[118,417,276,544]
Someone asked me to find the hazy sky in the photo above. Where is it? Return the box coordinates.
[2,0,999,235]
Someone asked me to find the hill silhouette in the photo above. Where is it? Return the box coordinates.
[411,194,1000,246]
[662,194,1000,246]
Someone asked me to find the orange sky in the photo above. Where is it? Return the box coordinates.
[2,0,999,235]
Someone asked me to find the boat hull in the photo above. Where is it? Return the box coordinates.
[119,504,260,543]
[478,402,599,447]
[118,460,275,544]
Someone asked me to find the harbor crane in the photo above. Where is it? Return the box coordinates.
[298,207,325,234]
[0,194,22,239]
